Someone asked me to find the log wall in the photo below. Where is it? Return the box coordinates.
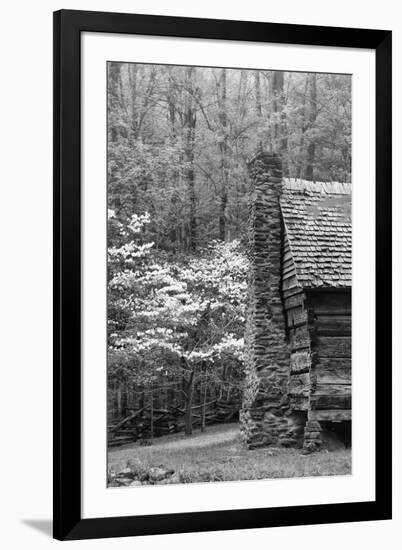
[282,232,311,414]
[303,290,352,450]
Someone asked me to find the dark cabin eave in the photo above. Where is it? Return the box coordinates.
[304,287,351,295]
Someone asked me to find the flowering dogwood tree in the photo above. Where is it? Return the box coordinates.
[108,210,248,434]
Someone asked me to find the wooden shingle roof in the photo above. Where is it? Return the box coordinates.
[280,179,351,289]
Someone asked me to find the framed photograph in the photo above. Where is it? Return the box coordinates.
[53,9,392,541]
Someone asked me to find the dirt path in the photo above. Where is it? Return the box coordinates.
[107,422,351,482]
[108,423,240,464]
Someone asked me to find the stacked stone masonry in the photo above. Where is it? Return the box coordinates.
[240,153,306,449]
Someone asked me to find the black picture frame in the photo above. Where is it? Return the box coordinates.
[53,9,392,541]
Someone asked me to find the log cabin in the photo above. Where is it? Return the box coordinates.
[241,151,351,451]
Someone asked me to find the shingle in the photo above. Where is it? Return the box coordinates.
[280,179,352,289]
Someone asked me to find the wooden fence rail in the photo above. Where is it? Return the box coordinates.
[108,399,241,447]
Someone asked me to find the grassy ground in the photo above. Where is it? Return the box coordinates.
[108,423,351,484]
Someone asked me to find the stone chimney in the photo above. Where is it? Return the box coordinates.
[240,152,296,448]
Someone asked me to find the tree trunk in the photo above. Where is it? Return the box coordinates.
[184,370,195,435]
[166,67,184,250]
[237,70,247,120]
[297,75,309,178]
[217,69,229,241]
[305,73,317,181]
[271,71,284,141]
[200,369,208,433]
[166,67,177,136]
[183,67,197,251]
[116,384,122,418]
[128,64,138,137]
[254,70,262,116]
[271,71,288,173]
[137,67,156,138]
[108,62,122,143]
[149,388,154,439]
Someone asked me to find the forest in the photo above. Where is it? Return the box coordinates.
[107,62,351,445]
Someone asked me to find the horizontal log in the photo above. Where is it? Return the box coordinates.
[313,336,351,358]
[307,291,351,313]
[287,308,308,328]
[172,400,217,414]
[311,308,352,316]
[314,315,351,336]
[290,350,311,373]
[289,326,311,351]
[314,357,352,370]
[313,383,351,396]
[283,286,304,299]
[311,384,351,410]
[108,408,145,433]
[309,409,352,422]
[284,292,305,310]
[313,370,351,386]
[288,373,310,397]
[152,413,171,425]
[311,395,351,410]
[311,359,351,385]
[282,275,299,291]
[289,395,309,410]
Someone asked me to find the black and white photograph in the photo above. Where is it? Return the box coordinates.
[0,0,395,546]
[106,62,352,487]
